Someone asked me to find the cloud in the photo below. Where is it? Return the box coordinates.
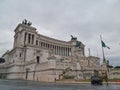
[0,0,120,66]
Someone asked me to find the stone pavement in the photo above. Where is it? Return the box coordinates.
[0,79,120,90]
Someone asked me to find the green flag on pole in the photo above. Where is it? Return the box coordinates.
[101,40,110,49]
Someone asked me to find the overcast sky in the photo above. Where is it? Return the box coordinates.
[0,0,120,66]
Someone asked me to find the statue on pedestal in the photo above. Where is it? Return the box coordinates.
[71,35,77,40]
[22,19,32,26]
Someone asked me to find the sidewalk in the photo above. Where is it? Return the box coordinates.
[56,80,117,84]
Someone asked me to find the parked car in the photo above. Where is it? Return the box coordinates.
[91,76,102,85]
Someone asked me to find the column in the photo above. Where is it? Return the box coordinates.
[39,41,41,47]
[58,46,60,55]
[65,47,67,56]
[68,48,70,56]
[63,47,65,56]
[55,45,57,54]
[57,46,59,54]
[60,47,62,55]
[66,48,69,56]
[53,45,55,54]
[66,48,68,56]
[69,48,71,56]
[61,47,64,56]
[59,46,61,55]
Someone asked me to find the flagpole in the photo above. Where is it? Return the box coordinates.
[100,35,108,86]
[100,35,105,61]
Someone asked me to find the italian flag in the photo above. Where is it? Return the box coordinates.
[101,40,110,49]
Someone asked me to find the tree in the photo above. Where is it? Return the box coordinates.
[114,66,120,68]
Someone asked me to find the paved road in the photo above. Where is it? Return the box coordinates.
[0,79,120,90]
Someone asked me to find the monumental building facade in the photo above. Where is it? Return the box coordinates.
[0,20,102,82]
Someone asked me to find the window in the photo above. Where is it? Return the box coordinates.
[36,56,40,63]
[19,53,21,57]
[36,40,38,45]
[43,43,45,47]
[48,44,50,48]
[28,34,31,44]
[41,42,43,47]
[24,32,27,43]
[32,35,34,44]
